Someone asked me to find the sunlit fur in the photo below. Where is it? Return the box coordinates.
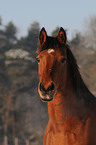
[37,28,96,145]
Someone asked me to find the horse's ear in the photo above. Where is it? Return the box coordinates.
[39,27,47,46]
[58,27,67,44]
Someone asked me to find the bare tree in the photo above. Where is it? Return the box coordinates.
[83,15,96,52]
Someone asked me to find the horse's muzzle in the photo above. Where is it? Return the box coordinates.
[38,82,56,102]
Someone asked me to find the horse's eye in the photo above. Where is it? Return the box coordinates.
[61,58,66,63]
[36,58,40,63]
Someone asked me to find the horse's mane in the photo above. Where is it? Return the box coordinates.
[66,45,95,106]
[37,36,95,106]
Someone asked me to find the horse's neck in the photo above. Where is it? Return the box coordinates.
[48,90,77,123]
[48,77,85,126]
[48,64,87,129]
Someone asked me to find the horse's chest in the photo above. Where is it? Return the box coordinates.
[44,129,89,145]
[44,117,96,145]
[53,132,76,145]
[44,130,76,145]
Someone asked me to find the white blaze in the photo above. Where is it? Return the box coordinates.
[48,49,54,54]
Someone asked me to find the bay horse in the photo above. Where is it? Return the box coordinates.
[36,27,96,145]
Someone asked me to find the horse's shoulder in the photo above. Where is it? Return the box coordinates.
[83,115,96,144]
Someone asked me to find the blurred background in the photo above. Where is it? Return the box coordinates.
[0,0,96,145]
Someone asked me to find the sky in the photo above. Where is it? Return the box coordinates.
[0,0,96,40]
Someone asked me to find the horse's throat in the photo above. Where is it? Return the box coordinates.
[48,91,77,124]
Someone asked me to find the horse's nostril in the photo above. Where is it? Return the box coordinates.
[40,83,45,92]
[48,82,55,91]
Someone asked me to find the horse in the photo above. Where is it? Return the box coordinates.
[36,27,96,145]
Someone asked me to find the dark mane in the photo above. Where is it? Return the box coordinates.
[38,36,95,106]
[67,45,95,106]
